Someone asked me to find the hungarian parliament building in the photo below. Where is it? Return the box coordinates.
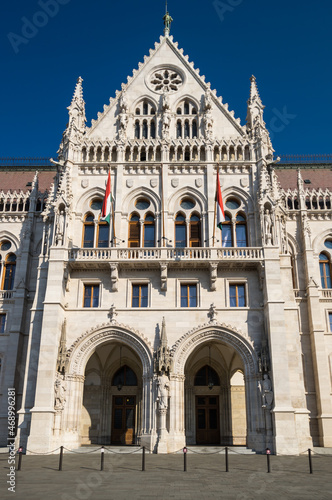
[0,17,331,455]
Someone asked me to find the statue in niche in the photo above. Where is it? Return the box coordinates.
[258,374,273,409]
[204,109,213,140]
[118,92,128,139]
[54,377,66,410]
[264,209,272,244]
[162,110,171,140]
[156,371,170,410]
[55,211,65,246]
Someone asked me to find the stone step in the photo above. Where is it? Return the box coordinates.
[312,447,332,455]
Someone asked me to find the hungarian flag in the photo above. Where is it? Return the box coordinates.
[216,170,225,229]
[101,170,113,224]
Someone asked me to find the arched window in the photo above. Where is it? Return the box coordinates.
[194,365,220,386]
[2,254,16,290]
[112,365,138,387]
[150,120,156,139]
[83,214,95,248]
[177,121,182,138]
[184,102,189,115]
[320,253,332,288]
[97,216,109,248]
[129,213,140,247]
[235,214,247,247]
[142,121,148,139]
[184,121,190,138]
[222,215,233,247]
[143,102,148,115]
[192,120,197,138]
[184,147,190,162]
[175,213,186,248]
[189,214,201,247]
[135,121,140,139]
[144,214,155,248]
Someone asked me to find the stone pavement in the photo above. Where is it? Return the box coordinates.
[1,449,332,500]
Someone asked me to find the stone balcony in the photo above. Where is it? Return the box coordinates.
[68,247,264,270]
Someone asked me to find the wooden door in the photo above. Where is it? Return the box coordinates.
[111,396,136,445]
[196,396,220,445]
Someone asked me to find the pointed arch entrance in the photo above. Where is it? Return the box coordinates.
[65,324,153,448]
[171,325,260,448]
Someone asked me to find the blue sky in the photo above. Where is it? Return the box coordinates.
[1,0,331,157]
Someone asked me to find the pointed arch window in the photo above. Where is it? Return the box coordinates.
[129,213,140,248]
[142,121,148,139]
[150,120,156,139]
[184,102,189,115]
[184,121,190,138]
[189,214,201,247]
[143,102,148,115]
[192,120,197,138]
[2,254,16,290]
[177,121,182,138]
[144,214,155,248]
[175,213,186,248]
[97,216,109,248]
[112,365,138,387]
[235,214,247,247]
[222,215,233,247]
[320,253,332,289]
[194,366,220,386]
[83,214,95,248]
[135,121,140,139]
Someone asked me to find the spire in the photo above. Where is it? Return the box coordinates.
[154,317,172,375]
[249,75,263,107]
[163,2,173,36]
[160,317,168,348]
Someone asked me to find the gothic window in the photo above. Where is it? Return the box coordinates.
[222,215,233,247]
[320,253,332,289]
[140,148,146,161]
[229,283,246,307]
[83,214,95,248]
[184,102,189,115]
[235,214,247,247]
[177,121,182,138]
[132,284,148,307]
[142,121,148,139]
[128,213,140,247]
[184,121,190,138]
[143,102,148,115]
[181,284,197,307]
[184,147,190,161]
[112,365,138,386]
[150,120,156,139]
[192,120,197,138]
[0,313,5,334]
[194,366,220,386]
[177,108,182,115]
[83,284,100,308]
[189,214,201,247]
[135,108,140,115]
[143,214,155,248]
[2,254,16,291]
[97,216,109,248]
[135,121,140,139]
[175,213,186,248]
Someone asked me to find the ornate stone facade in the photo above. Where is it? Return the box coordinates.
[0,21,332,455]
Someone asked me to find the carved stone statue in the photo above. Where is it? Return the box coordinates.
[55,211,65,246]
[54,378,66,410]
[157,372,170,409]
[204,109,213,140]
[118,92,128,139]
[163,11,173,35]
[208,303,217,323]
[204,89,212,110]
[109,303,118,323]
[162,110,171,140]
[258,374,273,409]
[264,209,272,244]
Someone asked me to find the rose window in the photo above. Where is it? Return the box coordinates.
[150,69,183,93]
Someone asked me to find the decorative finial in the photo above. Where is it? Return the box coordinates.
[163,2,173,36]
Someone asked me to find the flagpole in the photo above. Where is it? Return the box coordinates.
[108,165,116,246]
[212,164,219,247]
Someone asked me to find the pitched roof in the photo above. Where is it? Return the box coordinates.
[0,169,56,194]
[275,167,332,190]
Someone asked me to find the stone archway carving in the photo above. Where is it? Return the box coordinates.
[171,322,258,376]
[67,321,154,377]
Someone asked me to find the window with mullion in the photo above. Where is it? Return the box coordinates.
[132,284,148,308]
[181,284,197,307]
[83,284,100,308]
[97,221,109,248]
[222,216,232,247]
[230,284,246,307]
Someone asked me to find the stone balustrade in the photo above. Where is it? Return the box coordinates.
[0,291,14,299]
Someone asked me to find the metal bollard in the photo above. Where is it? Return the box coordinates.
[266,448,271,473]
[183,447,187,472]
[308,448,313,474]
[225,446,229,472]
[17,447,23,471]
[101,446,105,471]
[59,446,64,471]
[142,446,146,471]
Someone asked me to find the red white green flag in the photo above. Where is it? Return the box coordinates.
[216,170,225,229]
[101,170,113,224]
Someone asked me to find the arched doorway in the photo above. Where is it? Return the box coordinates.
[184,342,247,446]
[80,342,142,445]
